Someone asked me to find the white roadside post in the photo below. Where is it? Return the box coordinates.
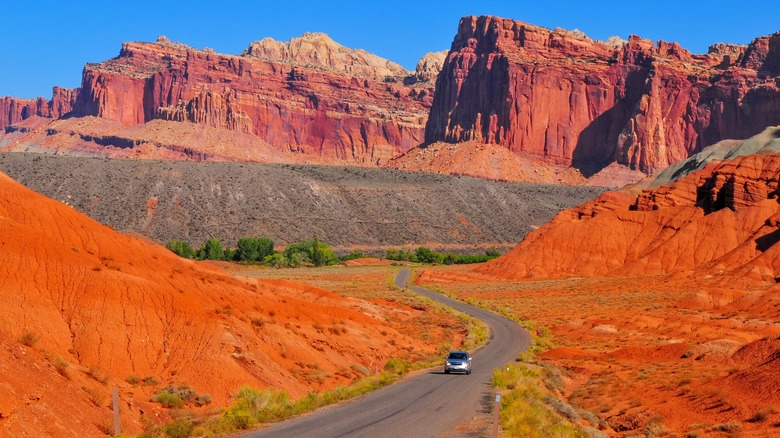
[492,393,501,438]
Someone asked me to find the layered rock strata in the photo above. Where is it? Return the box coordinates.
[426,16,780,175]
[67,35,435,164]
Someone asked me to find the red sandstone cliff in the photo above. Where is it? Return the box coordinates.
[425,16,780,175]
[67,35,434,164]
[0,87,78,129]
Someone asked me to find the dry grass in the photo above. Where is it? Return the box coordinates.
[415,264,779,435]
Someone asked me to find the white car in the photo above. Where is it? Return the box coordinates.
[444,351,472,375]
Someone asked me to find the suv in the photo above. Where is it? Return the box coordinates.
[444,351,472,375]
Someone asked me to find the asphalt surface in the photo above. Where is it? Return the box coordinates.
[244,269,531,438]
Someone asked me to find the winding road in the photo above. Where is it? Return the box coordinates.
[244,269,531,438]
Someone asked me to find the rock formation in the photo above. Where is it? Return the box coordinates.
[63,35,435,165]
[408,50,449,84]
[477,127,780,281]
[242,32,409,80]
[0,87,78,129]
[425,16,780,175]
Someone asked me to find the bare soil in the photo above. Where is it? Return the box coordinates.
[0,152,605,251]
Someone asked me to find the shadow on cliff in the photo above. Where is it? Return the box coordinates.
[571,69,649,178]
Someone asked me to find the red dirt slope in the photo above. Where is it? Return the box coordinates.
[0,171,440,435]
[477,145,780,282]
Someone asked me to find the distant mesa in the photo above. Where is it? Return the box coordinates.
[1,33,442,167]
[2,16,780,187]
[422,16,780,180]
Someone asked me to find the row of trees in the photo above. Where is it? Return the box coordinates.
[385,247,501,264]
[166,236,338,267]
[166,237,501,267]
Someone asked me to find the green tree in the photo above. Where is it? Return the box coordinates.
[283,239,337,267]
[415,247,444,264]
[166,240,195,259]
[198,238,224,260]
[284,241,311,264]
[236,237,275,262]
[312,235,322,267]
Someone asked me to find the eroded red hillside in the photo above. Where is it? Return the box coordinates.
[0,170,454,435]
[476,131,780,281]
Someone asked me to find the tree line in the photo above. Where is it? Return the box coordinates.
[166,236,500,267]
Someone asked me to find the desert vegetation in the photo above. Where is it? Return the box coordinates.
[166,235,501,267]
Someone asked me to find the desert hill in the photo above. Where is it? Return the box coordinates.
[0,169,455,436]
[0,152,605,249]
[475,126,780,282]
[415,127,780,435]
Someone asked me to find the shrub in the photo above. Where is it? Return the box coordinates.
[51,356,70,377]
[195,393,212,406]
[161,383,197,401]
[284,238,337,266]
[384,358,409,376]
[341,250,366,261]
[166,240,195,258]
[18,331,38,347]
[162,418,194,438]
[126,375,140,385]
[153,391,184,408]
[264,253,288,268]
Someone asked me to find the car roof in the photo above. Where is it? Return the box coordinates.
[449,350,468,354]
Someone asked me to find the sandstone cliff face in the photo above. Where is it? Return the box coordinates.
[0,87,78,130]
[69,36,434,165]
[477,127,780,281]
[411,51,449,83]
[426,16,780,175]
[243,32,409,80]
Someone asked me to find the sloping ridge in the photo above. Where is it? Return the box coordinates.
[477,126,780,283]
[0,171,427,436]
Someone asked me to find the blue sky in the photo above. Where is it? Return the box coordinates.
[2,0,778,98]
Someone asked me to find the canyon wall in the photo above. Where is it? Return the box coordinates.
[425,16,780,174]
[0,87,78,129]
[68,35,435,164]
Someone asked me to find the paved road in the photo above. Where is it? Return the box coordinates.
[244,269,531,438]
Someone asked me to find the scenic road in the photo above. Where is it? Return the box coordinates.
[244,269,531,438]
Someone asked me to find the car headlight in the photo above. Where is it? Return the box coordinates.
[446,362,451,366]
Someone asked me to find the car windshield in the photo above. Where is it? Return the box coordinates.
[448,353,467,360]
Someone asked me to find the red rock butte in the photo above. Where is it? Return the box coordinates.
[424,16,780,176]
[1,34,440,165]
